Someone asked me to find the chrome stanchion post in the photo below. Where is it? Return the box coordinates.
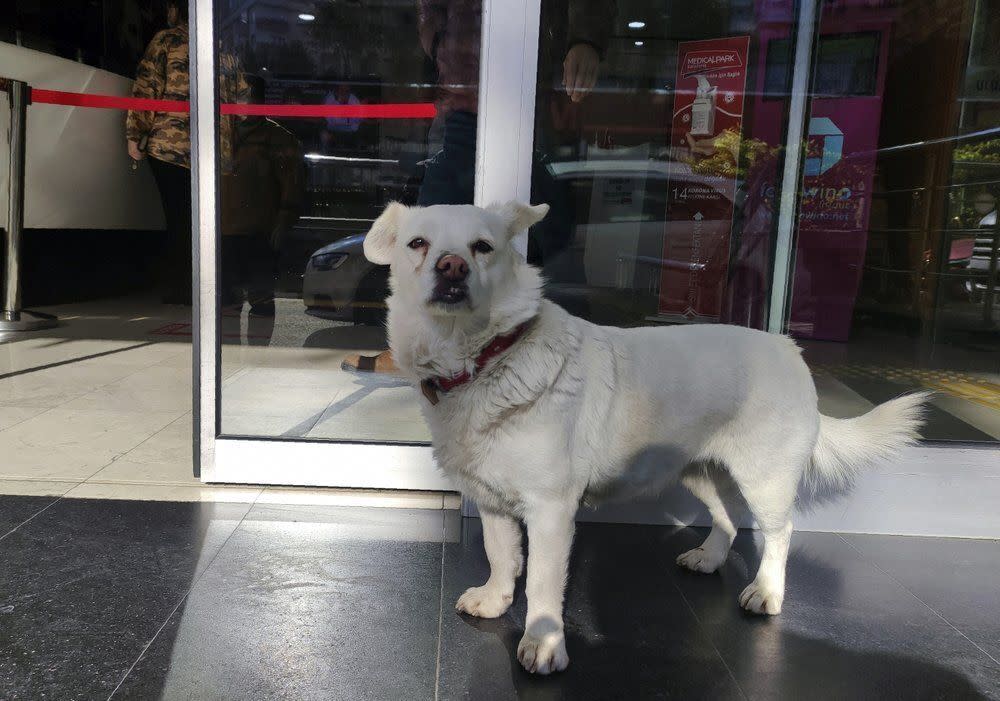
[3,80,26,322]
[1,78,57,332]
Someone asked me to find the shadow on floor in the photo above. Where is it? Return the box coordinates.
[438,522,999,700]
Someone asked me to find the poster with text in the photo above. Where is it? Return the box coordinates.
[788,101,881,341]
[658,36,750,321]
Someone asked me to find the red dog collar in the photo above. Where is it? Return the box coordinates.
[420,320,533,405]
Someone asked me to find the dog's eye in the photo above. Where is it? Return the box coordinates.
[407,238,428,250]
[471,240,494,255]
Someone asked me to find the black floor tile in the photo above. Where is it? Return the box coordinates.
[0,498,251,700]
[112,505,448,701]
[0,494,59,539]
[671,528,1000,700]
[437,519,745,701]
[841,533,1000,664]
[4,498,998,700]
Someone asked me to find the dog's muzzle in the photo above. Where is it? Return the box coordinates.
[431,254,470,305]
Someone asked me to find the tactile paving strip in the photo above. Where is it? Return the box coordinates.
[820,364,1000,411]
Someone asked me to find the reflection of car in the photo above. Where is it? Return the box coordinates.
[299,155,740,328]
[542,156,739,324]
[302,234,389,325]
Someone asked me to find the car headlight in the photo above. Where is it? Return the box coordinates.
[311,252,349,271]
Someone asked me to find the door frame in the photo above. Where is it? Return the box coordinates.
[191,0,541,489]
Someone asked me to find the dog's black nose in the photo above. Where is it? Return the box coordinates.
[436,254,469,281]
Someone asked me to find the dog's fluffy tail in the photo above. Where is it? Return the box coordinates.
[805,391,930,494]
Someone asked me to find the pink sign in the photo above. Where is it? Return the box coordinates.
[789,71,886,340]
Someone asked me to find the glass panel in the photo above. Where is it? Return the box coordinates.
[214,0,481,442]
[790,0,1000,442]
[530,1,797,328]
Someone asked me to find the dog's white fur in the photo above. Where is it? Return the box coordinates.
[364,201,927,675]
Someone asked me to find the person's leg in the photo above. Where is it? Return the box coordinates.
[344,111,478,373]
[149,158,193,305]
[529,151,590,317]
[416,110,477,207]
[245,237,277,346]
[218,236,245,344]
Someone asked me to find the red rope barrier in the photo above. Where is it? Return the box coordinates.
[32,89,190,112]
[220,102,437,118]
[29,87,436,119]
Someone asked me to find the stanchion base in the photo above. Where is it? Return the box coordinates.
[0,311,58,332]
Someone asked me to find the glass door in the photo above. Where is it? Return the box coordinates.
[193,0,542,488]
[512,0,998,533]
[783,0,1000,445]
[192,0,998,515]
[524,0,996,445]
[527,0,799,338]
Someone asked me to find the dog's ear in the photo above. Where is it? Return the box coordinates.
[488,201,550,240]
[363,202,408,265]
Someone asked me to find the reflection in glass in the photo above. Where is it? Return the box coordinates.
[216,0,480,442]
[530,0,793,328]
[790,0,1000,443]
[532,0,999,443]
[213,0,999,446]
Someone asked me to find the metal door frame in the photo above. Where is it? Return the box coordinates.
[191,0,542,488]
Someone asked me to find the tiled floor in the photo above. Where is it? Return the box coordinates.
[0,297,434,500]
[0,497,997,700]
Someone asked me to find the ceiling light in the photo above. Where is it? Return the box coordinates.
[298,13,316,21]
[628,20,646,29]
[634,41,644,46]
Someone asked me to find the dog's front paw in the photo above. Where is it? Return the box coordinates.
[456,585,513,619]
[739,581,783,615]
[517,631,568,674]
[676,546,726,573]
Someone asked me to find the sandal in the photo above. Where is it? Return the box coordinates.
[342,354,380,373]
[342,351,400,374]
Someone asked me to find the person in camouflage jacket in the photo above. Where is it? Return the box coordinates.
[126,0,247,305]
[125,7,247,169]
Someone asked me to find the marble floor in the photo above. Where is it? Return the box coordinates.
[0,497,997,699]
[0,297,435,502]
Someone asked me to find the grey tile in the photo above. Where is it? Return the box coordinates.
[438,519,745,701]
[841,533,1000,664]
[671,529,1000,700]
[243,502,448,542]
[4,495,998,701]
[0,495,59,538]
[829,373,994,443]
[0,499,251,700]
[112,505,446,700]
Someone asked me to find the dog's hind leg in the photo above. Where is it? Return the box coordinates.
[677,463,745,573]
[726,451,805,616]
[456,508,523,618]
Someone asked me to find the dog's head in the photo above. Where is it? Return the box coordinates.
[362,201,548,318]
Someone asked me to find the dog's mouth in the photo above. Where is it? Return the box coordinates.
[430,281,470,306]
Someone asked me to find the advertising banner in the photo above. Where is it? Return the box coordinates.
[788,101,881,341]
[658,36,750,321]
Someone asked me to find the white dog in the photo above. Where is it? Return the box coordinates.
[363,201,927,675]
